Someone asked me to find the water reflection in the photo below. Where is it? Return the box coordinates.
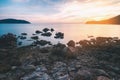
[0,24,120,45]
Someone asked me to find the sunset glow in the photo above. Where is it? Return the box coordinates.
[0,0,120,23]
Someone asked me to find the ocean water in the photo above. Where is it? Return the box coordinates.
[0,24,120,45]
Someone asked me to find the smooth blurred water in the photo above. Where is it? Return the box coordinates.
[0,24,120,45]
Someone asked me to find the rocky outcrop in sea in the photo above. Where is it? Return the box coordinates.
[0,33,120,80]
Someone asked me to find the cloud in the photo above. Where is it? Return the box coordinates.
[0,0,120,23]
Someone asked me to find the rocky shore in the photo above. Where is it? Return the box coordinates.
[0,33,120,80]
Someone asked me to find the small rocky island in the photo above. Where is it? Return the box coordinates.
[0,19,30,24]
[86,15,120,24]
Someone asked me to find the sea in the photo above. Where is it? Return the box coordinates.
[0,24,120,46]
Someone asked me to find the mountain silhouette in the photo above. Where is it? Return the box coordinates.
[0,19,30,24]
[86,15,120,24]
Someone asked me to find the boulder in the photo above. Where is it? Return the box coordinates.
[0,33,17,48]
[67,40,75,48]
[42,28,49,33]
[35,30,42,34]
[41,32,52,37]
[21,33,27,35]
[54,32,64,39]
[31,36,39,40]
[74,69,94,80]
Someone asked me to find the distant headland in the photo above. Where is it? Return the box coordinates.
[0,19,30,24]
[86,15,120,24]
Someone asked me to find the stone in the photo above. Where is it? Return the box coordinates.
[75,62,82,68]
[51,62,69,80]
[57,74,70,80]
[41,32,52,37]
[0,74,6,79]
[11,66,17,70]
[0,64,11,73]
[97,76,110,80]
[75,69,93,80]
[92,69,109,77]
[31,36,39,40]
[21,33,27,35]
[54,32,64,39]
[21,65,36,72]
[35,30,42,34]
[42,28,49,33]
[67,40,75,47]
[21,70,53,80]
[36,66,47,72]
[68,66,76,71]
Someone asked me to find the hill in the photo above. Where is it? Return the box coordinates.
[86,15,120,24]
[0,19,30,24]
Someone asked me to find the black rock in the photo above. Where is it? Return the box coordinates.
[54,32,64,39]
[50,28,54,32]
[31,36,39,40]
[19,36,27,40]
[34,40,51,46]
[21,33,27,35]
[67,40,75,47]
[18,42,22,45]
[42,28,49,33]
[35,30,42,34]
[41,32,52,37]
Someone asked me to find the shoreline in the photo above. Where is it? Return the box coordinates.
[0,33,120,80]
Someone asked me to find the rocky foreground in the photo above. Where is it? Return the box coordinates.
[0,33,120,80]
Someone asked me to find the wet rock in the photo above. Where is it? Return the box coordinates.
[41,32,52,37]
[42,28,49,33]
[75,69,94,80]
[21,33,27,35]
[64,47,77,59]
[64,40,78,59]
[97,76,110,80]
[32,33,36,35]
[57,74,70,80]
[106,65,120,74]
[21,66,53,80]
[31,36,39,40]
[51,62,69,80]
[51,43,66,57]
[67,40,75,48]
[54,32,64,39]
[11,66,17,70]
[21,65,36,71]
[75,62,82,69]
[18,42,22,46]
[36,65,47,72]
[40,48,49,53]
[92,69,109,77]
[35,30,42,34]
[20,36,27,40]
[50,28,54,32]
[68,66,76,72]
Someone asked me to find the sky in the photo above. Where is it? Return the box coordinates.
[0,0,120,23]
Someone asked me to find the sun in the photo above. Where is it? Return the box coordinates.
[93,16,106,21]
